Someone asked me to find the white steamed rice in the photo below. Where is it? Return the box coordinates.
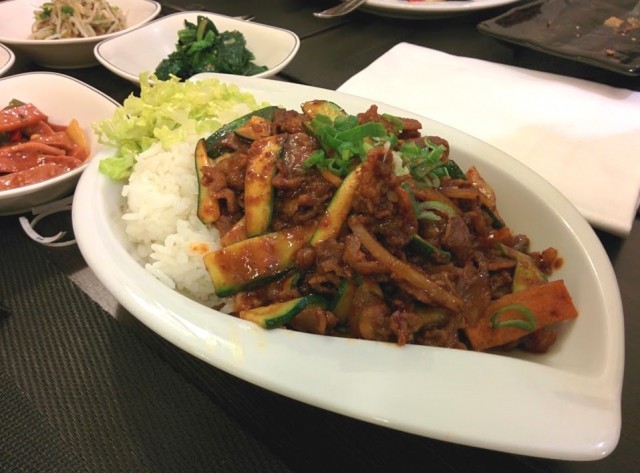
[121,135,225,306]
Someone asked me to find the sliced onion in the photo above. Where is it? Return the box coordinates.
[348,218,462,311]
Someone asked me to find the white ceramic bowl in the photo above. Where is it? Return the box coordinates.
[0,72,118,215]
[355,0,520,19]
[0,44,16,77]
[0,0,161,69]
[73,74,624,460]
[94,11,300,83]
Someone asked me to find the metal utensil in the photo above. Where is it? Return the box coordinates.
[313,0,367,18]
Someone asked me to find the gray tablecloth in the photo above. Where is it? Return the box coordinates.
[0,216,292,472]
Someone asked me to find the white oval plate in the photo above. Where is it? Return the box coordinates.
[0,43,15,77]
[94,11,300,83]
[0,72,118,215]
[73,74,623,460]
[358,0,521,18]
[0,0,160,69]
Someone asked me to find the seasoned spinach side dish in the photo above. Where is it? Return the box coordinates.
[155,16,268,80]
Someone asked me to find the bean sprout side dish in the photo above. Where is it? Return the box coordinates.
[30,0,126,40]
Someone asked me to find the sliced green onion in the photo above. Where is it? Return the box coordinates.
[381,113,404,134]
[401,182,424,219]
[304,149,325,167]
[421,200,457,217]
[401,182,458,222]
[399,138,448,185]
[304,114,396,176]
[426,172,440,188]
[38,6,52,19]
[334,115,359,131]
[490,304,536,331]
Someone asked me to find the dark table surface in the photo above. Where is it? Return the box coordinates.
[1,1,638,472]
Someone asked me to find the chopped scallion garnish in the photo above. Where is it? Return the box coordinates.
[381,113,404,134]
[399,138,447,183]
[38,6,52,19]
[303,114,396,176]
[490,304,536,331]
[401,182,457,221]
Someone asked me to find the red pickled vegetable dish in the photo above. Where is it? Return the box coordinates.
[0,100,90,191]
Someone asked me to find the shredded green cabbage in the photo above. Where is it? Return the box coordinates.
[94,72,267,180]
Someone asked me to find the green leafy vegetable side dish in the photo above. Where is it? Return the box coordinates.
[155,16,268,81]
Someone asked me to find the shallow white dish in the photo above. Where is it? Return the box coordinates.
[0,44,16,77]
[0,0,160,69]
[357,0,520,18]
[73,74,624,460]
[0,72,118,215]
[94,11,300,83]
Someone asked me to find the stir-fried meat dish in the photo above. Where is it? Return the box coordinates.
[0,100,89,190]
[197,100,578,353]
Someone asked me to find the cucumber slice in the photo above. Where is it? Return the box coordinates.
[301,100,348,135]
[205,106,281,158]
[414,305,449,328]
[331,278,358,324]
[220,217,247,247]
[499,244,547,292]
[240,294,328,329]
[409,234,451,264]
[234,115,273,141]
[244,135,283,237]
[310,165,362,246]
[443,160,466,180]
[204,226,314,297]
[301,100,347,122]
[195,138,230,225]
[482,204,505,229]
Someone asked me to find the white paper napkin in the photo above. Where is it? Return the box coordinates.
[338,43,640,236]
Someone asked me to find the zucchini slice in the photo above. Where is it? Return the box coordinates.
[310,165,362,246]
[301,100,348,137]
[281,271,302,292]
[234,115,273,141]
[239,294,328,329]
[408,234,451,264]
[205,106,282,158]
[482,204,505,229]
[244,135,284,237]
[414,304,449,329]
[443,160,466,180]
[195,138,225,225]
[499,244,547,292]
[220,217,247,247]
[301,100,347,122]
[204,226,314,297]
[331,278,358,324]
